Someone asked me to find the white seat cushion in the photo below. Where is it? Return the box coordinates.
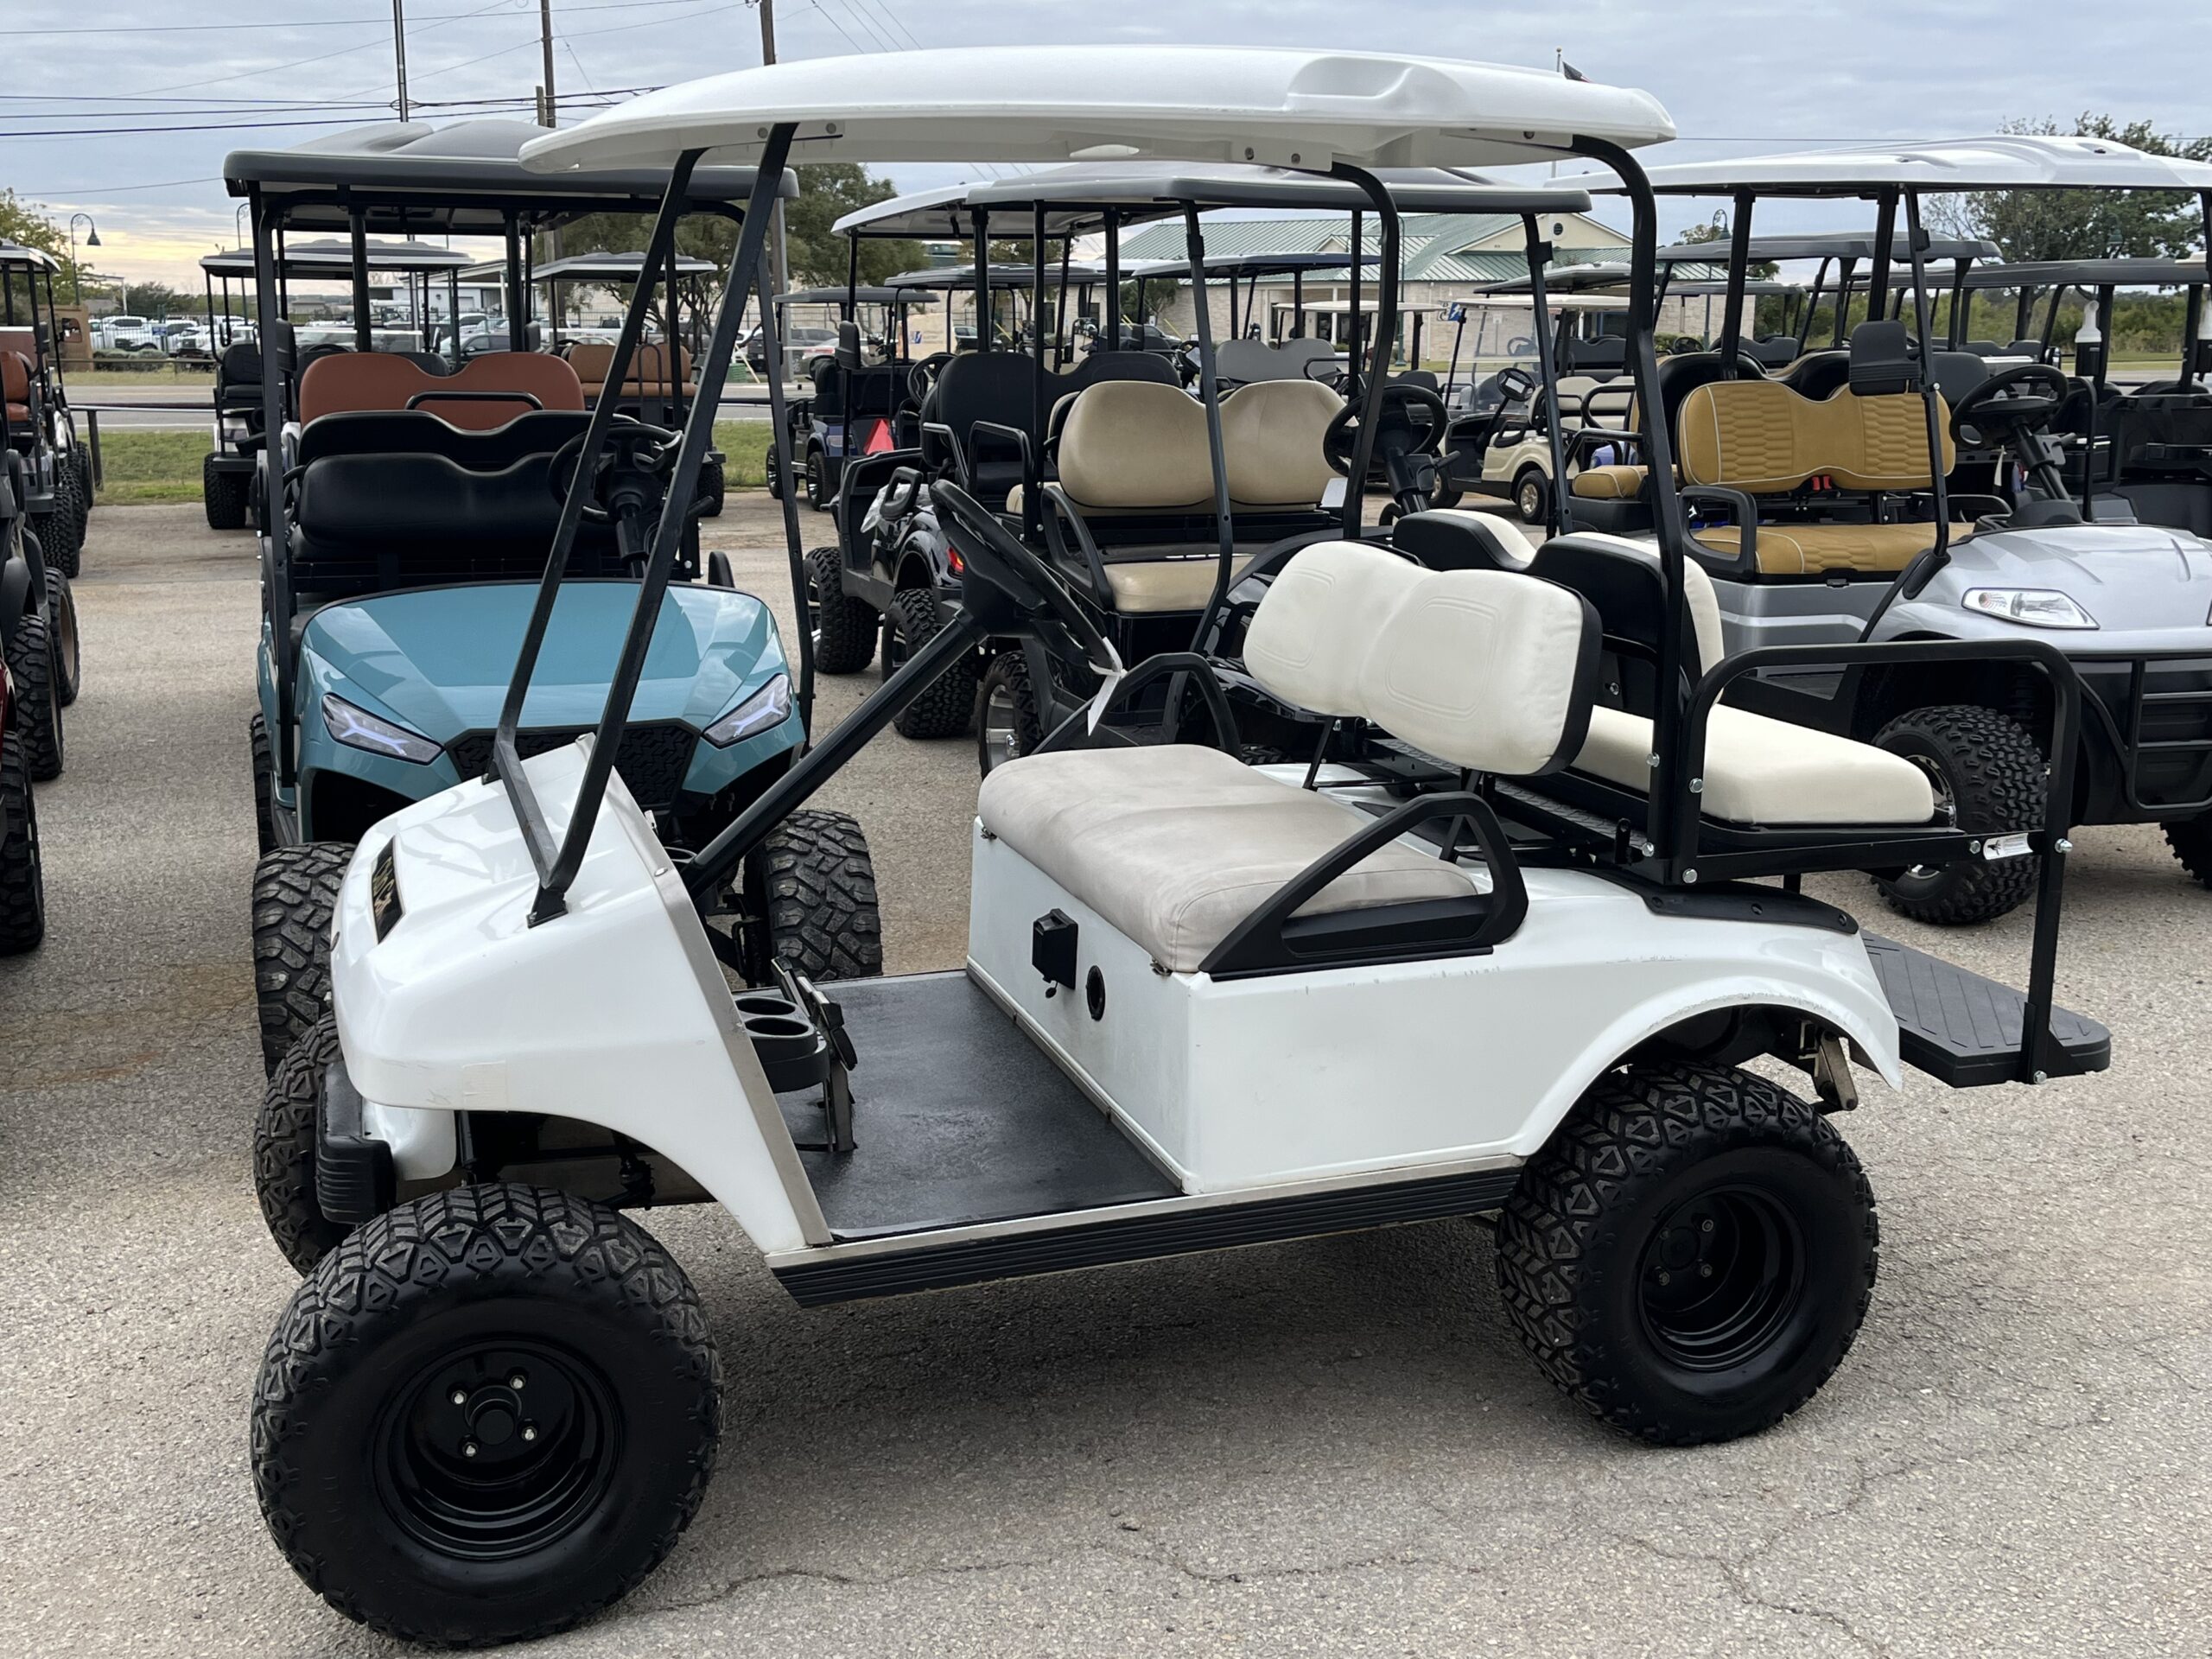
[977,745,1476,972]
[1574,703,1936,825]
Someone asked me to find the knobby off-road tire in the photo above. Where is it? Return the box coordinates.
[807,544,876,675]
[248,713,276,855]
[1871,703,2044,926]
[886,586,976,741]
[6,611,63,781]
[204,453,251,530]
[54,463,89,574]
[698,454,726,518]
[251,841,353,1075]
[976,651,1045,778]
[748,807,881,982]
[255,1013,349,1274]
[252,1184,721,1647]
[69,445,93,522]
[764,443,785,500]
[0,734,45,954]
[1496,1060,1878,1446]
[45,568,79,707]
[804,446,831,512]
[2162,816,2212,889]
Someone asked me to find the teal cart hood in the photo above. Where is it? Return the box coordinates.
[299,580,787,738]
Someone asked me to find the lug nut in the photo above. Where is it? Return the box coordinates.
[450,1389,468,1406]
[1656,1270,1671,1286]
[521,1423,538,1444]
[1700,1263,1714,1278]
[508,1371,527,1390]
[461,1440,480,1459]
[1700,1217,1714,1233]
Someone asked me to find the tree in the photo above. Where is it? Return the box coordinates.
[1943,115,2212,262]
[121,281,185,319]
[0,189,89,306]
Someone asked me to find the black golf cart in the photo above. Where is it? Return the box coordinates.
[0,242,91,583]
[765,284,937,510]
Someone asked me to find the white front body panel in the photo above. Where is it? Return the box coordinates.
[968,818,1902,1194]
[327,743,818,1253]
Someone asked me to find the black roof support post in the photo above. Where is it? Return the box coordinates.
[1575,137,1691,870]
[972,207,990,349]
[1521,215,1573,541]
[503,213,528,351]
[1866,192,1897,339]
[248,183,299,791]
[1331,165,1400,539]
[1181,201,1238,656]
[1101,208,1118,353]
[1347,208,1363,402]
[1030,202,1049,543]
[348,205,373,353]
[1718,190,1752,374]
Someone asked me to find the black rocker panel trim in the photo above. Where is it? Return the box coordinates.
[772,1164,1525,1306]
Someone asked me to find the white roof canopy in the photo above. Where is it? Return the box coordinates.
[1634,135,2212,196]
[521,48,1673,175]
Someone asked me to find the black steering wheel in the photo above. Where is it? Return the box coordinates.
[547,416,692,524]
[1491,365,1538,404]
[906,351,954,407]
[1321,381,1449,475]
[930,480,1117,673]
[1950,363,2074,448]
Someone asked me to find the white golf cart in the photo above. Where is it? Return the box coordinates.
[247,52,2107,1647]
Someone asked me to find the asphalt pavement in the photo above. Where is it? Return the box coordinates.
[1,500,2207,1657]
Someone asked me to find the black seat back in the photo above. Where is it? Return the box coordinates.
[293,408,590,472]
[922,351,1036,473]
[1524,533,1709,716]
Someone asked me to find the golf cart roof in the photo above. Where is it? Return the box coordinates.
[1465,260,1638,294]
[1948,256,2212,291]
[1124,251,1382,280]
[518,48,1674,174]
[0,241,60,272]
[1662,277,1808,297]
[885,264,1099,293]
[223,118,797,233]
[200,238,474,277]
[835,165,1593,243]
[531,251,720,281]
[1635,135,2212,196]
[777,285,938,307]
[1448,291,1631,311]
[1279,296,1440,315]
[1652,232,2001,264]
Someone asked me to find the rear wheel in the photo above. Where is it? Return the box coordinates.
[248,713,277,855]
[6,611,63,781]
[698,454,726,518]
[255,1013,350,1274]
[745,807,882,981]
[976,651,1044,778]
[1871,703,2044,926]
[0,732,46,954]
[885,586,976,741]
[764,444,785,500]
[804,446,830,511]
[1497,1061,1877,1446]
[251,1185,721,1648]
[251,841,353,1074]
[806,544,877,675]
[2164,815,2212,888]
[45,568,79,708]
[1512,467,1549,525]
[204,454,251,530]
[69,445,92,518]
[51,464,87,574]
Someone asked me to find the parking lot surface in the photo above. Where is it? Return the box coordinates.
[1,503,2206,1657]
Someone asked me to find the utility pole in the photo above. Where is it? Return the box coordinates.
[538,0,558,127]
[393,0,410,123]
[749,0,791,353]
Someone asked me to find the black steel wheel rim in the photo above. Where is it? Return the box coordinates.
[1637,1183,1808,1375]
[1892,751,1960,888]
[981,677,1022,772]
[376,1338,620,1563]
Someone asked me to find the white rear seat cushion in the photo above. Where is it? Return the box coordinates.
[977,745,1476,972]
[1242,539,1420,715]
[1576,703,1935,824]
[1220,378,1343,507]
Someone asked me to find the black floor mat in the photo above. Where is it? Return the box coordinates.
[779,971,1178,1239]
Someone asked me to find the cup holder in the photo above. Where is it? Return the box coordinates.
[737,995,830,1092]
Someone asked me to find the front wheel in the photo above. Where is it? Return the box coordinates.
[764,444,785,501]
[804,446,831,512]
[1497,1061,1877,1446]
[251,1185,721,1647]
[251,841,353,1074]
[0,732,46,954]
[1870,704,2044,926]
[46,568,80,707]
[204,454,251,530]
[5,610,63,781]
[255,1013,349,1274]
[806,544,876,675]
[884,586,978,741]
[976,651,1045,778]
[2164,815,2212,888]
[1512,467,1549,525]
[746,807,882,981]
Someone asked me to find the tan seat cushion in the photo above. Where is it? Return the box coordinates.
[1678,379,1955,493]
[1694,521,1975,576]
[1059,380,1215,509]
[1100,554,1254,612]
[977,744,1476,972]
[1219,378,1341,508]
[1572,464,1647,501]
[1575,703,1934,825]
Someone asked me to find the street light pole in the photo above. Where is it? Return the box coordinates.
[392,0,411,123]
[67,214,99,305]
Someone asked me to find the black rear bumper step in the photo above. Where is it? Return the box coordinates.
[1865,932,2110,1087]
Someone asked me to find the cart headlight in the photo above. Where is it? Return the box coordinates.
[321,694,442,764]
[1962,588,2098,630]
[702,673,792,747]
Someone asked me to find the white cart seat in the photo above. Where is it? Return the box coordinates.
[1574,703,1936,825]
[978,744,1476,972]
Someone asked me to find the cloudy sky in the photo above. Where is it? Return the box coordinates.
[10,0,2212,289]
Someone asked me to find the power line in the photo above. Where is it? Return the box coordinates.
[8,0,718,37]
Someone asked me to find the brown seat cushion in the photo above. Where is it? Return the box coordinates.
[1694,521,1977,575]
[300,351,584,430]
